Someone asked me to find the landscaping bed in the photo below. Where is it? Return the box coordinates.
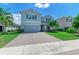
[0,31,21,48]
[47,32,79,41]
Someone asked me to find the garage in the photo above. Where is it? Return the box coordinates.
[23,25,41,32]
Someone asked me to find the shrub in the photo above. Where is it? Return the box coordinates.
[58,28,64,31]
[66,27,75,33]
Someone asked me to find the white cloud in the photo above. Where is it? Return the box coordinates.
[35,3,50,8]
[44,3,50,8]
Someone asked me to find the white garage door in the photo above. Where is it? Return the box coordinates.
[23,25,41,32]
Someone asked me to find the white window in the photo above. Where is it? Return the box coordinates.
[66,18,68,22]
[35,15,37,20]
[26,14,37,20]
[28,15,31,19]
[26,14,28,19]
[32,15,35,20]
[66,17,72,22]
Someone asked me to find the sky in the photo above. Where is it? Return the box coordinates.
[1,3,79,25]
[0,3,79,19]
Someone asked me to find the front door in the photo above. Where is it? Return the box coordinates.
[41,25,45,32]
[47,26,50,31]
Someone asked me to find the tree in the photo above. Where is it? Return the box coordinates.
[72,14,79,35]
[48,20,59,32]
[0,8,13,32]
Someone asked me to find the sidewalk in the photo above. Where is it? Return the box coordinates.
[0,40,79,55]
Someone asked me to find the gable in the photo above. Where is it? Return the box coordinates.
[21,9,41,16]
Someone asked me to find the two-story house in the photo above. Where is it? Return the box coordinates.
[41,15,53,31]
[21,9,53,32]
[57,16,73,30]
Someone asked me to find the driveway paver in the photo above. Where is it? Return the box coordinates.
[5,32,61,47]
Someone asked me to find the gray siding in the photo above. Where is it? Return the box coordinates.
[21,9,41,32]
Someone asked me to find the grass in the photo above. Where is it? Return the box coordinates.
[47,32,79,41]
[0,31,21,48]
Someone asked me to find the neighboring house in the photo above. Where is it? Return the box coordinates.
[5,23,20,32]
[0,24,13,32]
[0,21,19,32]
[41,15,53,31]
[57,16,73,30]
[21,9,53,32]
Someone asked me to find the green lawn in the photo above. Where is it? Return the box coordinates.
[47,32,79,41]
[0,32,21,47]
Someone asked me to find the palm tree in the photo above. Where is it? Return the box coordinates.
[48,20,59,32]
[0,8,13,32]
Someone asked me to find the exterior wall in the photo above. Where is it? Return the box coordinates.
[21,9,42,32]
[41,15,54,31]
[57,17,73,29]
[41,15,53,23]
[5,27,18,31]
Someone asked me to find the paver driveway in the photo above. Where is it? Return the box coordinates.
[5,32,61,47]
